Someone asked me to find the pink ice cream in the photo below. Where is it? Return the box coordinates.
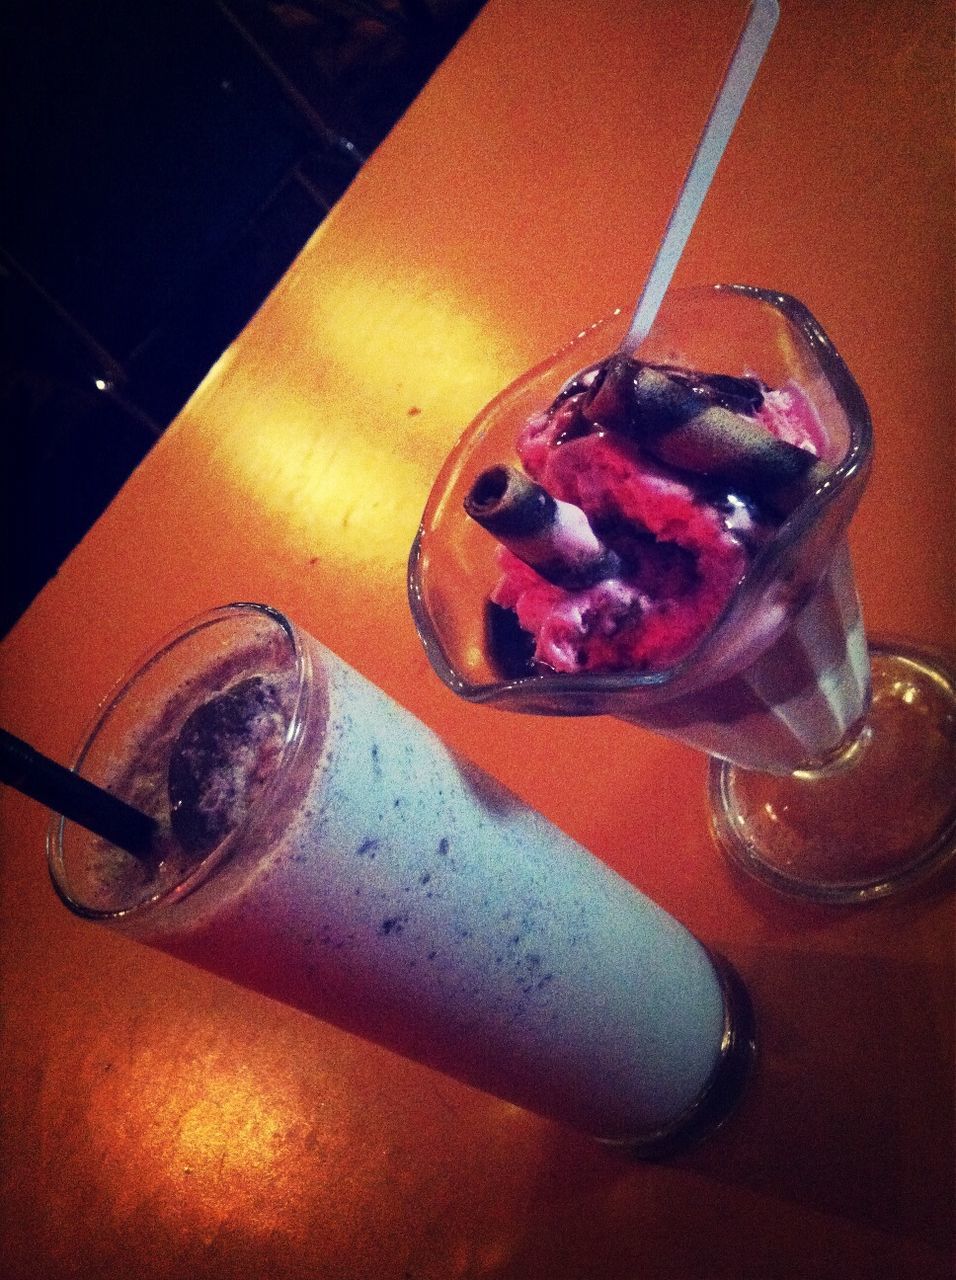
[469,356,828,676]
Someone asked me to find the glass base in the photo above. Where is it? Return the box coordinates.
[603,953,757,1160]
[709,643,956,904]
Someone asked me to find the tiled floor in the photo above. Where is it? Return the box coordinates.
[1,0,482,636]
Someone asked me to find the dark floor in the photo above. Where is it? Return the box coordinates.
[1,0,483,637]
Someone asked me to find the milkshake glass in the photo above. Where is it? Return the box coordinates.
[48,603,754,1155]
[408,285,956,901]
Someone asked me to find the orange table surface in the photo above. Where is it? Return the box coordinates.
[2,2,953,1277]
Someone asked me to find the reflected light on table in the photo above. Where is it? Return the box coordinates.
[88,1037,320,1244]
[220,402,425,567]
[77,1013,559,1272]
[199,266,511,572]
[311,272,507,428]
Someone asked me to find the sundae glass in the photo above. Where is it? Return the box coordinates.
[408,285,956,903]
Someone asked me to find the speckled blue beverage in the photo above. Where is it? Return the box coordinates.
[49,604,753,1153]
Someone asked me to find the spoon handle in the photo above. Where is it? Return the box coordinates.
[625,0,780,351]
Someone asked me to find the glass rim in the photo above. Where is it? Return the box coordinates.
[407,283,873,705]
[47,602,312,922]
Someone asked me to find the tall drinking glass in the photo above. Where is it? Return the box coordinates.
[49,603,754,1156]
[408,285,956,903]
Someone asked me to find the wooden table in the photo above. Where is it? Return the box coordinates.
[2,2,952,1276]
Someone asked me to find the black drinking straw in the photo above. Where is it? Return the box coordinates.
[0,727,157,858]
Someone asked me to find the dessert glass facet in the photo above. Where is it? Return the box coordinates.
[409,285,956,902]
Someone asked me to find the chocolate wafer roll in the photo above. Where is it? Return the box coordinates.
[589,362,827,512]
[465,465,623,588]
[642,404,820,495]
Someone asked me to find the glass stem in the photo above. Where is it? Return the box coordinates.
[790,714,874,781]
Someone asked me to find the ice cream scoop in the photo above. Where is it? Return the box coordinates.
[464,350,827,676]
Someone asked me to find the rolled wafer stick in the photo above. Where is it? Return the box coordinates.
[580,361,827,511]
[643,404,820,493]
[761,455,832,516]
[465,465,623,588]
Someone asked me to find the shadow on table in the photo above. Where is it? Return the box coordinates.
[490,942,953,1279]
[680,945,953,1237]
